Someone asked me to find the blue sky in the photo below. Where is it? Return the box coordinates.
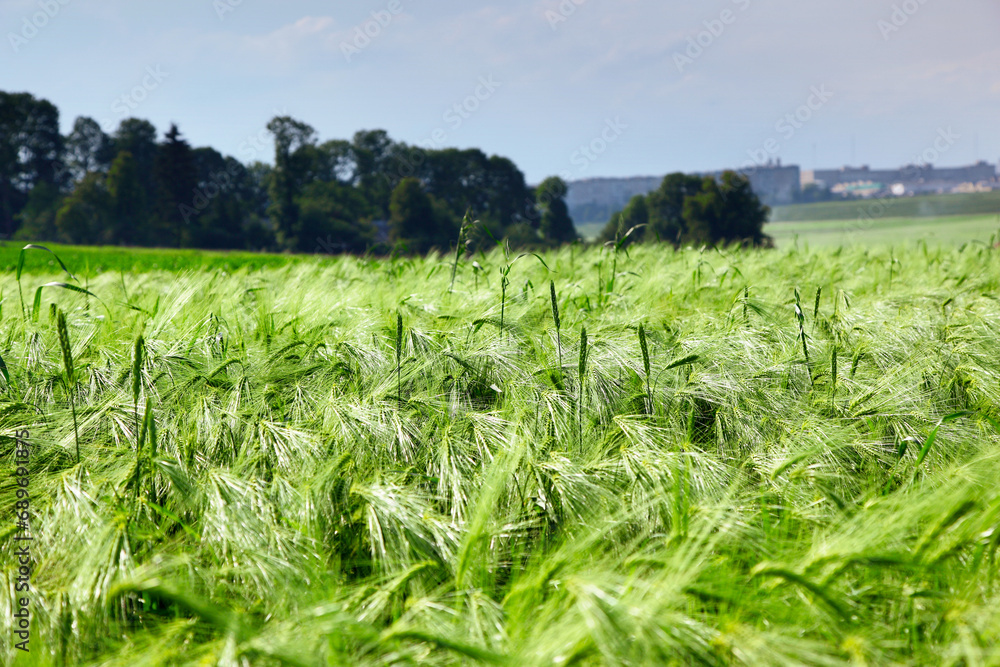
[2,0,998,183]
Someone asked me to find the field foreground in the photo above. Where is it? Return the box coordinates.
[3,242,1000,665]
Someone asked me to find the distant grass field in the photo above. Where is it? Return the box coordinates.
[766,213,1000,248]
[575,221,605,241]
[3,239,1000,664]
[0,242,300,275]
[770,189,1000,222]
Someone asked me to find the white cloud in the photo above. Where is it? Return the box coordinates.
[240,16,337,62]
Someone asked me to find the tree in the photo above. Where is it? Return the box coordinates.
[154,124,197,247]
[107,151,148,244]
[55,172,111,244]
[0,92,64,235]
[682,171,771,247]
[536,176,578,244]
[245,162,273,215]
[14,181,62,241]
[313,139,357,185]
[112,118,159,207]
[424,148,485,215]
[647,172,705,246]
[298,181,375,254]
[483,155,531,231]
[389,177,453,254]
[267,116,317,250]
[352,129,399,217]
[0,95,574,254]
[599,194,648,246]
[183,149,259,250]
[65,116,114,182]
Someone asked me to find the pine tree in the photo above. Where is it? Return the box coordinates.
[154,124,197,247]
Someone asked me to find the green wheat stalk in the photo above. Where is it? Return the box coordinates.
[638,323,651,414]
[396,311,404,404]
[550,280,562,372]
[578,326,588,450]
[132,334,144,442]
[794,288,812,385]
[57,310,80,463]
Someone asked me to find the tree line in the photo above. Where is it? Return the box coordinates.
[598,171,772,249]
[2,89,770,255]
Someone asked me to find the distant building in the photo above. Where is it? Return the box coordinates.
[810,161,998,196]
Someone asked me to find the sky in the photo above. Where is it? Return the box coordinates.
[2,0,998,184]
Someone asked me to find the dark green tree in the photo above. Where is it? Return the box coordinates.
[267,116,317,250]
[484,155,531,231]
[65,116,114,182]
[536,176,578,244]
[185,149,256,250]
[0,92,63,235]
[14,181,62,241]
[154,124,197,247]
[353,129,398,217]
[682,171,771,247]
[299,181,376,254]
[599,194,649,245]
[314,139,357,185]
[245,161,273,217]
[389,177,454,253]
[242,161,276,250]
[107,151,148,244]
[647,172,705,246]
[55,172,111,244]
[112,118,159,208]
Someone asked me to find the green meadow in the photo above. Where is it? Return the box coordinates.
[766,214,1000,248]
[0,243,300,275]
[2,234,1000,665]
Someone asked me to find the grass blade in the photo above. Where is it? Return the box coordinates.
[913,412,973,472]
[550,280,562,371]
[57,310,80,463]
[33,282,108,322]
[18,244,77,282]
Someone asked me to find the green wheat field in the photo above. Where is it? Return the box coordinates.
[3,222,1000,665]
